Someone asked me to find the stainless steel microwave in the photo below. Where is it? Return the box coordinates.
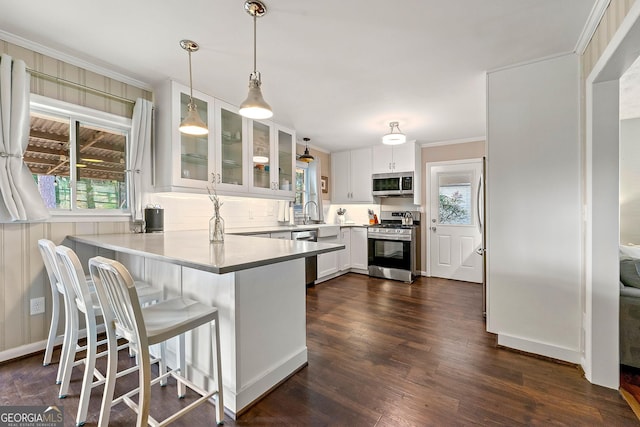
[372,172,414,197]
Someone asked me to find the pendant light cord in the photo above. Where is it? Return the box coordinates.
[188,49,195,103]
[253,13,257,74]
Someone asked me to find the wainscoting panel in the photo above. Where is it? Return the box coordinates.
[0,221,128,358]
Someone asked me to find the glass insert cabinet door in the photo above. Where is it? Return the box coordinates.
[277,129,293,191]
[179,92,209,183]
[217,106,244,187]
[251,121,272,190]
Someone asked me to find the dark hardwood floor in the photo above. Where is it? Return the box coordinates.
[1,274,636,426]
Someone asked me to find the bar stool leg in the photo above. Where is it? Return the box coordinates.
[97,322,118,427]
[212,315,224,425]
[58,299,79,398]
[75,313,97,426]
[159,341,167,387]
[56,292,73,385]
[135,341,152,427]
[177,334,186,398]
[43,291,60,366]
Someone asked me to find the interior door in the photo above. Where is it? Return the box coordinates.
[428,159,483,283]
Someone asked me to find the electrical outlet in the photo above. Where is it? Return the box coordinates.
[30,297,45,315]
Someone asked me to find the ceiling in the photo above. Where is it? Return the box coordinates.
[1,0,598,152]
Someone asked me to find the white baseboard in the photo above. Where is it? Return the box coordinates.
[0,325,106,364]
[235,347,308,413]
[497,333,581,364]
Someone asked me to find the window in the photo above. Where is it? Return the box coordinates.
[294,162,309,212]
[438,172,473,225]
[27,95,131,214]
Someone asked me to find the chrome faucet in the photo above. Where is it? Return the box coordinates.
[303,200,319,225]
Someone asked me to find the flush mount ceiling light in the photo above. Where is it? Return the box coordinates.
[298,137,314,163]
[239,0,273,120]
[179,40,208,136]
[382,121,406,145]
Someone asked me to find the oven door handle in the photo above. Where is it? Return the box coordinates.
[368,235,412,242]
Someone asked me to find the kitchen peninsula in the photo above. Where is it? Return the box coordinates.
[67,230,344,417]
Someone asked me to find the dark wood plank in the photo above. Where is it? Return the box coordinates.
[0,274,636,426]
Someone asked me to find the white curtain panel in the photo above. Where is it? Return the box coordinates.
[0,54,49,222]
[129,98,153,222]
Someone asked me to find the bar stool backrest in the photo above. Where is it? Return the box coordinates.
[55,246,95,316]
[38,239,65,295]
[88,256,147,347]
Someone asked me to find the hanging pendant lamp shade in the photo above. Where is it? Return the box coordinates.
[239,73,273,119]
[298,138,314,163]
[179,40,208,135]
[239,0,273,120]
[382,121,406,145]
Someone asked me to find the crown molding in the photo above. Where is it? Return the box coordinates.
[575,0,612,55]
[420,136,485,148]
[0,30,153,91]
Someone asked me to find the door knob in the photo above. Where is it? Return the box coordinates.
[431,226,437,232]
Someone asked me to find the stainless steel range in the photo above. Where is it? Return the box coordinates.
[368,211,421,283]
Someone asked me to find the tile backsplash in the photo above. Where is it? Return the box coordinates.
[148,193,285,231]
[146,193,404,231]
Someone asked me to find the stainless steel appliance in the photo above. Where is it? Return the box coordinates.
[372,172,414,197]
[368,211,420,283]
[292,229,318,287]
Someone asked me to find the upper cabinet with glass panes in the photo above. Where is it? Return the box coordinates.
[213,99,248,192]
[154,80,295,199]
[155,80,215,192]
[248,120,295,198]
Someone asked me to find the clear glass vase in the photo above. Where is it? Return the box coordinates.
[209,214,225,243]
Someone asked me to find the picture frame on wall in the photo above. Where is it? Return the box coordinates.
[321,176,328,193]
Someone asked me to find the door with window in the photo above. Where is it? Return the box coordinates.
[428,159,483,283]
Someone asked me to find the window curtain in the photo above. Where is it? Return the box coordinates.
[128,98,152,222]
[308,158,324,222]
[0,54,49,222]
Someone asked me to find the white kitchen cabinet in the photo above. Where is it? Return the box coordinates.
[248,120,295,199]
[213,100,248,192]
[339,228,351,271]
[350,227,368,271]
[155,80,215,192]
[372,141,418,174]
[331,148,373,203]
[154,80,295,199]
[317,236,339,279]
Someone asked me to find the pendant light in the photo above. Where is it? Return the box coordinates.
[179,40,208,136]
[382,121,406,145]
[239,0,273,120]
[298,137,315,163]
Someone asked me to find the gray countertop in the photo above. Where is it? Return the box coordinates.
[68,230,345,274]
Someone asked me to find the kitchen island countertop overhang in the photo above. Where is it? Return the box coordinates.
[67,230,344,274]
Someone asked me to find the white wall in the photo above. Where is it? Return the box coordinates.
[486,53,582,362]
[620,118,640,245]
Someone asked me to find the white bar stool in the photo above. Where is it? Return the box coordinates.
[39,238,162,383]
[38,239,68,382]
[89,256,224,427]
[55,245,164,426]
